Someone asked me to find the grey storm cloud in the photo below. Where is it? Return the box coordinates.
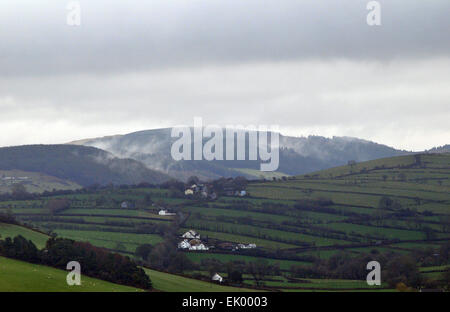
[0,0,449,152]
[0,0,449,76]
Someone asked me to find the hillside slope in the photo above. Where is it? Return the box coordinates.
[144,268,257,292]
[1,153,448,291]
[0,256,142,292]
[69,128,410,180]
[0,145,171,187]
[0,169,81,194]
[0,222,49,249]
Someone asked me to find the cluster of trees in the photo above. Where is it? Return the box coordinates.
[137,241,194,273]
[135,222,194,273]
[0,184,37,201]
[0,235,40,263]
[160,176,249,199]
[291,246,450,290]
[0,235,152,289]
[0,209,17,224]
[46,198,71,215]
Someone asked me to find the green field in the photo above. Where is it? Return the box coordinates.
[1,153,449,291]
[0,223,49,249]
[144,268,257,292]
[186,253,311,270]
[0,256,142,292]
[54,229,164,253]
[245,277,386,290]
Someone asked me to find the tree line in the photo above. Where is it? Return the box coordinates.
[0,235,152,290]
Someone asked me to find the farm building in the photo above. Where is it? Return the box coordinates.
[182,230,200,239]
[158,209,176,216]
[189,243,208,251]
[237,243,256,249]
[187,239,209,251]
[184,189,194,196]
[177,239,209,251]
[212,273,223,283]
[178,239,191,249]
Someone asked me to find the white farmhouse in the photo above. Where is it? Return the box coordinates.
[189,243,209,251]
[212,273,223,283]
[185,189,194,196]
[158,209,176,216]
[237,243,256,249]
[178,239,191,249]
[182,230,200,239]
[187,239,209,251]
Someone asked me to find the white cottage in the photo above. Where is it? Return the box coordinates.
[189,243,209,251]
[212,273,223,283]
[182,230,200,239]
[159,209,176,216]
[178,239,191,249]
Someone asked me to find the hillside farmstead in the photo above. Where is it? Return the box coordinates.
[158,209,176,216]
[212,273,223,283]
[177,239,209,251]
[178,239,191,249]
[182,230,200,239]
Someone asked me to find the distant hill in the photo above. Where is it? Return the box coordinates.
[69,128,411,180]
[427,145,450,154]
[0,145,170,187]
[0,169,81,194]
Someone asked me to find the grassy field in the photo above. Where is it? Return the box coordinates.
[245,277,387,290]
[0,256,143,292]
[0,222,49,249]
[186,252,311,270]
[143,268,257,292]
[53,229,164,253]
[0,169,81,194]
[1,153,448,291]
[234,168,290,180]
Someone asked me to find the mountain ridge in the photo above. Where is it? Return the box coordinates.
[67,128,424,181]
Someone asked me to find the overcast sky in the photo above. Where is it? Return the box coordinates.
[0,0,449,151]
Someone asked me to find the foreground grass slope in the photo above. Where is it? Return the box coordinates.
[144,268,257,292]
[0,256,142,292]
